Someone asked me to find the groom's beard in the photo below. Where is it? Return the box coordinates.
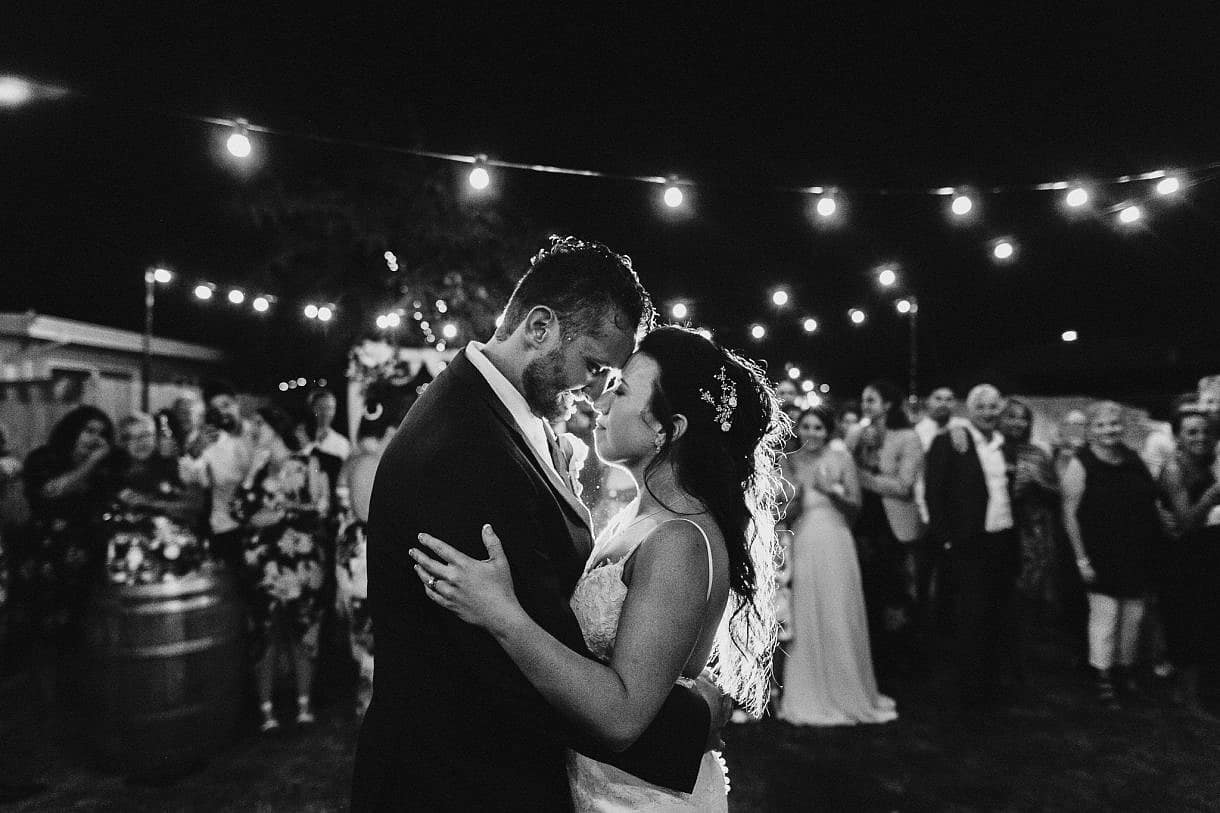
[522,345,577,422]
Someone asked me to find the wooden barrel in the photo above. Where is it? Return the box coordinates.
[83,568,243,776]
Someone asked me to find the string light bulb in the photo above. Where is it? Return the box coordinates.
[1065,187,1089,207]
[1061,330,1078,342]
[385,311,401,328]
[663,183,684,208]
[442,322,458,339]
[877,267,897,287]
[152,267,173,284]
[304,304,319,319]
[317,305,334,322]
[469,155,491,190]
[750,324,766,340]
[1155,176,1180,196]
[375,315,388,330]
[802,317,818,333]
[950,194,973,216]
[671,302,688,320]
[788,367,801,380]
[992,240,1015,261]
[801,380,815,393]
[227,288,245,305]
[815,195,837,218]
[771,289,790,307]
[193,283,215,301]
[1118,205,1142,224]
[252,295,270,313]
[896,298,912,314]
[849,308,866,325]
[226,119,252,159]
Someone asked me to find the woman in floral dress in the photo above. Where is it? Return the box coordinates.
[232,406,329,732]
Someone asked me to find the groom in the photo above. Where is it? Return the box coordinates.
[351,237,719,811]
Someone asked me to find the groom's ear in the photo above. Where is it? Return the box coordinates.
[523,306,558,350]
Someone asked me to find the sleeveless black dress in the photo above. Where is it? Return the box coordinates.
[1075,445,1161,598]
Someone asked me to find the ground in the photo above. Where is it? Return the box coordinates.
[2,629,1219,812]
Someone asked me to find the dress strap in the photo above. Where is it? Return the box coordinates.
[671,518,715,603]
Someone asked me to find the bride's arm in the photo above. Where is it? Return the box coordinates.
[412,521,711,752]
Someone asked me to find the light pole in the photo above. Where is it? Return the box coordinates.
[142,267,172,412]
[895,295,919,401]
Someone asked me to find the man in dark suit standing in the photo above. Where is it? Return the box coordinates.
[351,237,719,811]
[925,383,1018,720]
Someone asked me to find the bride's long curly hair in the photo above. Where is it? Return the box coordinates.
[637,326,789,717]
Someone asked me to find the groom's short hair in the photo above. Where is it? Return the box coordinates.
[494,235,655,342]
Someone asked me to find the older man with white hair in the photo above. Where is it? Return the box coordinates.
[926,383,1020,722]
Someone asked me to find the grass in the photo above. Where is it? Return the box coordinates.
[2,628,1219,811]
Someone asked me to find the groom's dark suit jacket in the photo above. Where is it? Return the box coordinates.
[351,350,709,811]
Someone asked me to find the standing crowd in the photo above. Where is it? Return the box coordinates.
[771,375,1220,728]
[2,369,1218,742]
[0,382,390,735]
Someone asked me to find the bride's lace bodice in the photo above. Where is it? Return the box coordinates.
[570,558,629,660]
[565,515,728,812]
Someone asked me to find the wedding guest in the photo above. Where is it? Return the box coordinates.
[232,405,329,732]
[1052,409,1088,479]
[306,389,352,462]
[103,413,207,583]
[15,406,115,701]
[780,406,896,725]
[1000,399,1061,616]
[1061,401,1162,708]
[837,401,861,440]
[1156,408,1220,711]
[926,384,1019,718]
[847,380,925,674]
[169,394,208,460]
[914,386,968,452]
[335,420,395,717]
[0,422,22,659]
[184,380,254,572]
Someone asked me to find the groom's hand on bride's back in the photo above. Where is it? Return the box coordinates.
[681,670,734,751]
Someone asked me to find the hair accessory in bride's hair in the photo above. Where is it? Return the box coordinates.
[700,366,738,432]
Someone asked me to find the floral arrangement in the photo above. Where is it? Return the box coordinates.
[103,511,207,585]
[347,340,416,397]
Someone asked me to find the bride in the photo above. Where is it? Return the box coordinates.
[410,326,786,810]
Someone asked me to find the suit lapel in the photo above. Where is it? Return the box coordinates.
[451,352,593,532]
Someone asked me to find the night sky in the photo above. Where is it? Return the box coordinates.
[4,7,1219,412]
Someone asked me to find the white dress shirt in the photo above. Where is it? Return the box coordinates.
[966,424,1014,532]
[310,428,352,461]
[465,342,561,478]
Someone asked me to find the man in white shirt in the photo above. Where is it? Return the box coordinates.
[925,383,1018,721]
[307,389,352,461]
[184,380,255,572]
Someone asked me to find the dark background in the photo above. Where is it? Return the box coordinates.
[3,6,1218,413]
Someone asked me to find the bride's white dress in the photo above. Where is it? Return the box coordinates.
[565,516,729,812]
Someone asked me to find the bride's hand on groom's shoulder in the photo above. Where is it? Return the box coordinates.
[410,525,522,632]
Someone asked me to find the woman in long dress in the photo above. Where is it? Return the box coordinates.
[412,326,786,811]
[780,405,897,726]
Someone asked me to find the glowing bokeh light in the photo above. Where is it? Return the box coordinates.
[193,284,214,301]
[468,166,490,190]
[1061,330,1078,342]
[896,298,912,314]
[1065,187,1089,207]
[227,289,245,305]
[950,194,973,216]
[849,308,866,325]
[1118,205,1142,224]
[663,185,684,208]
[671,302,688,320]
[303,304,319,319]
[385,312,401,328]
[152,267,173,284]
[801,380,815,393]
[802,318,818,333]
[1155,176,1180,196]
[252,296,270,313]
[815,196,837,218]
[993,240,1015,260]
[750,324,766,340]
[788,367,801,380]
[317,306,333,322]
[771,289,790,307]
[226,130,252,159]
[442,323,458,339]
[877,267,897,287]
